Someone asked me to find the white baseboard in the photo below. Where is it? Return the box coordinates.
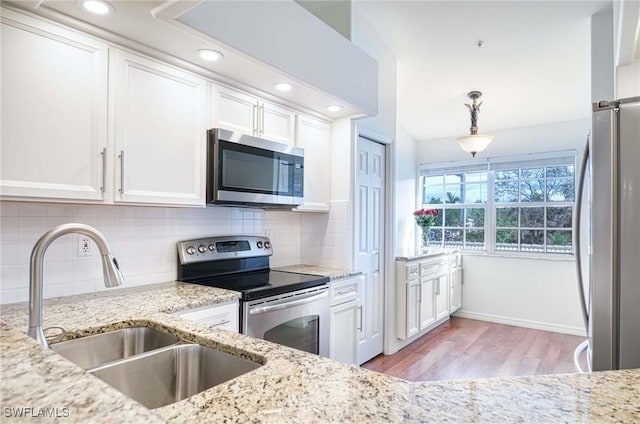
[453,310,586,337]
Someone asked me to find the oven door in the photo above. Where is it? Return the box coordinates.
[208,128,303,207]
[243,285,329,357]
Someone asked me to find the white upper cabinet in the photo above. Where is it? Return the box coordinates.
[294,115,331,212]
[112,50,207,206]
[0,10,108,201]
[212,85,295,145]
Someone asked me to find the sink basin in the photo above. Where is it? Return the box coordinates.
[89,344,262,409]
[51,326,180,370]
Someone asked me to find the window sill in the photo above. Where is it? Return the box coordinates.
[459,250,576,262]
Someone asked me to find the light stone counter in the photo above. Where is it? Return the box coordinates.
[395,248,460,262]
[274,264,361,280]
[1,281,639,423]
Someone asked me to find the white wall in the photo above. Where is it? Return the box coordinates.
[0,201,302,305]
[413,120,590,336]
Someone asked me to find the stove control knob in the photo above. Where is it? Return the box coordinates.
[198,244,207,253]
[185,245,196,255]
[256,241,263,248]
[264,241,271,249]
[208,244,215,251]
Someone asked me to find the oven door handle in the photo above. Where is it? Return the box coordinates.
[248,290,328,315]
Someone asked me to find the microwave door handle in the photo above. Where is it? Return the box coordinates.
[248,290,328,315]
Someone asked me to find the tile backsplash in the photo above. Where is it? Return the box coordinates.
[0,201,303,305]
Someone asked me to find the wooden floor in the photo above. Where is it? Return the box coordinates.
[362,317,584,382]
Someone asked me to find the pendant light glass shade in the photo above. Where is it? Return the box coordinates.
[456,134,495,157]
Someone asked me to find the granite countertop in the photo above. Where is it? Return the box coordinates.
[274,264,361,280]
[1,281,639,423]
[395,248,460,261]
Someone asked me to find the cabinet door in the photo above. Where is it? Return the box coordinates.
[260,102,295,145]
[434,273,450,321]
[294,115,331,211]
[405,280,421,338]
[330,299,359,365]
[419,277,436,330]
[1,10,108,201]
[113,50,206,205]
[450,265,463,313]
[212,85,257,136]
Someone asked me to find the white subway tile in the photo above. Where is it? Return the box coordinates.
[0,216,18,241]
[44,260,73,284]
[72,257,98,281]
[46,205,74,217]
[18,216,46,243]
[18,203,46,217]
[72,205,96,219]
[70,279,98,296]
[44,282,71,299]
[0,289,19,304]
[0,241,18,265]
[0,265,18,290]
[0,202,18,217]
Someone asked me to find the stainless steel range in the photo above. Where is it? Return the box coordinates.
[177,235,330,357]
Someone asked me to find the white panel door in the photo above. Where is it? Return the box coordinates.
[261,102,295,146]
[212,85,257,136]
[295,115,331,211]
[113,50,206,205]
[355,137,385,365]
[0,10,108,200]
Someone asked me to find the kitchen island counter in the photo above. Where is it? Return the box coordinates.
[1,281,638,423]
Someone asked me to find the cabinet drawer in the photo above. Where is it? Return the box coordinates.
[407,265,419,279]
[175,301,239,332]
[419,259,447,276]
[330,276,361,306]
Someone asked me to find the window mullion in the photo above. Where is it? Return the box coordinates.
[487,170,496,254]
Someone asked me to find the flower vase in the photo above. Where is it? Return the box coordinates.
[420,226,431,249]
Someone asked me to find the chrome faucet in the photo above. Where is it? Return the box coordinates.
[28,223,124,348]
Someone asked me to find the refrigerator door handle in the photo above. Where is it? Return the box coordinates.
[574,339,590,373]
[574,135,590,330]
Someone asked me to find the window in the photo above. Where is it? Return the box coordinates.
[421,171,488,250]
[419,152,576,255]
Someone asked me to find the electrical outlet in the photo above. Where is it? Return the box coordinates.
[78,236,92,257]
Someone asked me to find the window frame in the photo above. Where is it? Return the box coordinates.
[418,151,577,258]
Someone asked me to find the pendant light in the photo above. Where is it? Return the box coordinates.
[456,90,495,157]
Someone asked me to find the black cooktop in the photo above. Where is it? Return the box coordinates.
[183,269,329,301]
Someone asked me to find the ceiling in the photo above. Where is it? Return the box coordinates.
[352,0,611,141]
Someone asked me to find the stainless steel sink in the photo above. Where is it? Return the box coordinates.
[89,344,262,409]
[51,326,180,370]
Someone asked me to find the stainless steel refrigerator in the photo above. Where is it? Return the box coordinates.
[574,96,640,372]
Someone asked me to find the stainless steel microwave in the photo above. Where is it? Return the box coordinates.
[206,128,304,208]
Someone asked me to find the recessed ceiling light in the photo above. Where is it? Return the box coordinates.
[327,105,342,112]
[197,49,224,62]
[81,0,112,15]
[275,83,292,92]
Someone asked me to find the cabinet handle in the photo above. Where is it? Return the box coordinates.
[211,319,231,327]
[118,150,125,195]
[100,147,106,193]
[252,104,258,135]
[337,287,357,295]
[259,104,264,135]
[357,305,363,331]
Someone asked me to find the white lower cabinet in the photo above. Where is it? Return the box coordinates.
[396,253,462,340]
[329,275,363,365]
[174,300,239,333]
